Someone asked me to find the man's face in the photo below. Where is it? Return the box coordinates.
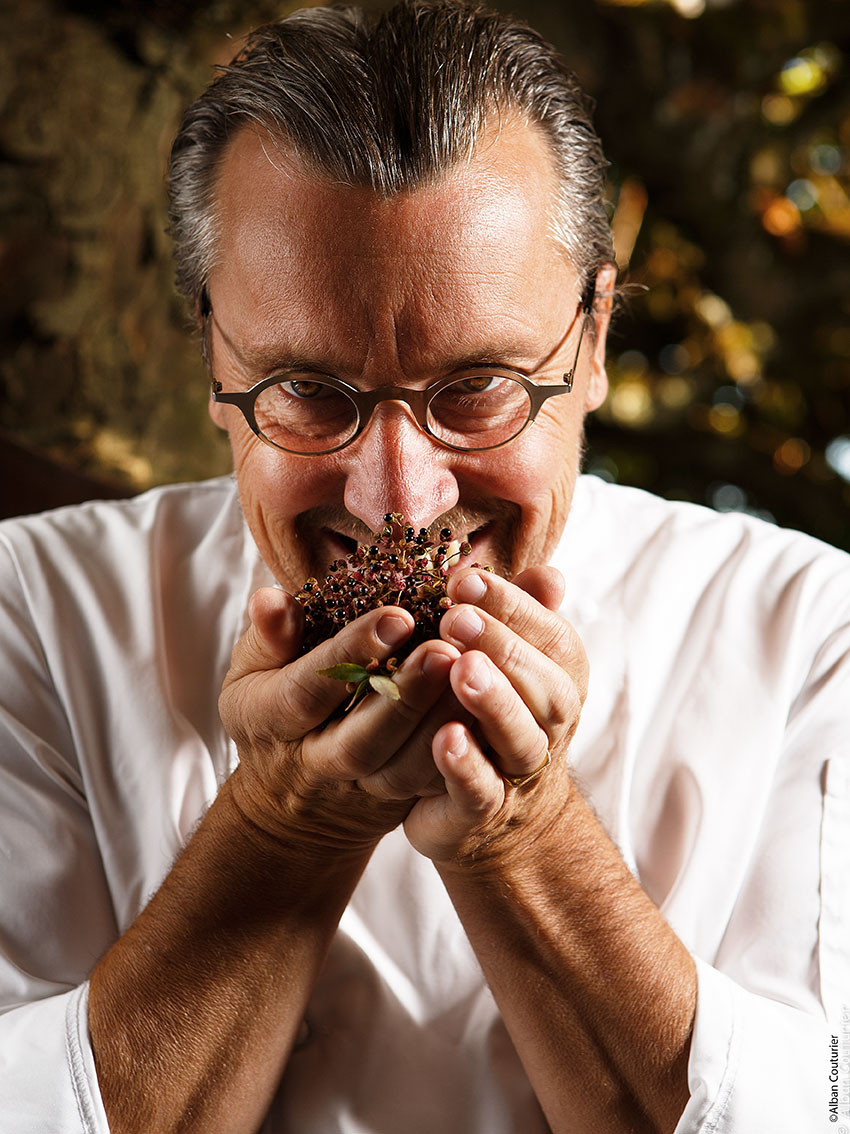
[207,119,613,591]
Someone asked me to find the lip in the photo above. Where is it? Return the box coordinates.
[319,519,495,577]
[320,526,360,563]
[448,522,491,574]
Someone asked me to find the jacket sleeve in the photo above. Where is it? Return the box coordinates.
[0,985,109,1132]
[676,607,850,1133]
[0,535,114,1132]
[677,958,844,1133]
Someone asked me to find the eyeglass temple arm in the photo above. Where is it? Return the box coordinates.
[562,277,598,393]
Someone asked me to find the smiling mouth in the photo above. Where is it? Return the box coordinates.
[321,521,491,565]
[320,528,360,563]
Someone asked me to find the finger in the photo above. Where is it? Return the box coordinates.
[511,565,565,613]
[435,722,505,811]
[439,602,584,742]
[318,639,462,792]
[440,569,585,780]
[223,601,414,748]
[280,606,415,733]
[448,649,550,780]
[446,567,586,697]
[402,721,505,863]
[225,587,305,682]
[219,589,306,746]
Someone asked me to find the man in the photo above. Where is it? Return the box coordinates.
[0,2,847,1131]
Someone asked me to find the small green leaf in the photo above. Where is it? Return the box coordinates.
[317,663,370,682]
[345,678,372,711]
[368,674,401,701]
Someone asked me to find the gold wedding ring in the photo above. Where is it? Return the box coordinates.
[502,749,552,788]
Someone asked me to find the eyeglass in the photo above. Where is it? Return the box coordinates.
[210,282,595,456]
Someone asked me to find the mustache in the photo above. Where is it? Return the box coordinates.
[294,500,521,546]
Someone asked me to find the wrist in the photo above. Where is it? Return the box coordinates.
[433,760,576,880]
[224,761,411,866]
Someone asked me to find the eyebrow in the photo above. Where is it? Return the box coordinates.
[209,311,566,381]
[211,314,329,374]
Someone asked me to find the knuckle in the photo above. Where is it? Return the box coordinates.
[359,761,422,800]
[277,665,331,724]
[389,690,426,725]
[538,618,579,666]
[324,723,377,778]
[537,623,589,702]
[546,674,583,735]
[484,589,579,673]
[492,631,526,673]
[492,584,534,634]
[217,687,246,746]
[496,684,528,730]
[219,679,264,743]
[566,638,590,702]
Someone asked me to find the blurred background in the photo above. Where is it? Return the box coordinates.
[1,0,849,548]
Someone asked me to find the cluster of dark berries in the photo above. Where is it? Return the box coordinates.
[295,513,488,707]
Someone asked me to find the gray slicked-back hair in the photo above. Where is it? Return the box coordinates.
[168,0,614,315]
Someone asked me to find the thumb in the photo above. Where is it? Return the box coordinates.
[226,587,304,684]
[511,565,565,613]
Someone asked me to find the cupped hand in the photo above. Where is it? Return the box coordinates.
[402,565,589,866]
[218,587,461,851]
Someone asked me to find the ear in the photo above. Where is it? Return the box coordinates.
[208,394,228,432]
[583,262,617,413]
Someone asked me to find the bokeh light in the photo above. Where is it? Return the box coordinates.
[1,0,848,551]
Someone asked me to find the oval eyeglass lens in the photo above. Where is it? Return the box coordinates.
[427,374,532,449]
[254,378,358,453]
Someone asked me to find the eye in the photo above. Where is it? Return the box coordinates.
[461,375,494,392]
[285,379,326,399]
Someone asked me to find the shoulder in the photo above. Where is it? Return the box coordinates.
[0,477,265,787]
[0,476,246,593]
[0,476,262,678]
[562,474,850,599]
[0,475,242,558]
[558,475,850,680]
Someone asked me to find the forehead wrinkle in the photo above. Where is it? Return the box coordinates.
[213,115,568,290]
[216,252,573,383]
[210,117,580,383]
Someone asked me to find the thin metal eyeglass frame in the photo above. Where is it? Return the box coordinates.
[210,282,596,456]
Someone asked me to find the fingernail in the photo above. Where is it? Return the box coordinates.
[446,726,469,759]
[376,613,411,648]
[446,607,484,644]
[454,572,487,604]
[422,650,452,680]
[465,654,492,692]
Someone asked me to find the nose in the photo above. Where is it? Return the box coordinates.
[341,402,460,532]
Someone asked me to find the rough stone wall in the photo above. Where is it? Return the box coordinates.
[0,0,304,493]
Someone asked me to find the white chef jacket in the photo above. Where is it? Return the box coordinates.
[0,474,847,1133]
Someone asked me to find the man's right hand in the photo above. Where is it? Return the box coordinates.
[90,585,463,1133]
[218,586,463,852]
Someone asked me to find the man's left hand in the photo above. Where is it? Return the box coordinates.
[401,565,588,864]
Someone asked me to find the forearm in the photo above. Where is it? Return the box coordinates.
[88,586,457,1131]
[88,769,374,1134]
[437,780,696,1134]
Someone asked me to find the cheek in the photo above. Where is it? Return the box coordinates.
[228,437,342,585]
[457,403,582,514]
[229,425,339,519]
[504,413,584,562]
[506,411,581,498]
